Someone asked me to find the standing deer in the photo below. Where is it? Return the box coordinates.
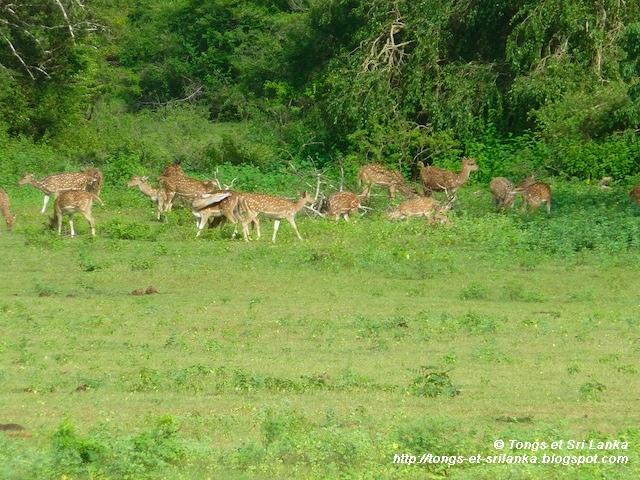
[18,171,102,214]
[489,177,516,210]
[387,195,452,224]
[159,174,218,212]
[629,185,640,205]
[51,190,103,237]
[358,164,416,201]
[515,175,552,213]
[0,187,15,231]
[191,191,261,238]
[82,167,104,195]
[325,191,361,221]
[417,157,479,200]
[239,191,314,243]
[127,176,168,220]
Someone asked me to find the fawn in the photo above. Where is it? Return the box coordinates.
[19,171,101,214]
[417,157,479,200]
[325,191,361,221]
[358,164,415,201]
[51,190,103,237]
[515,175,552,213]
[387,195,452,224]
[127,176,168,220]
[489,177,516,210]
[0,187,15,231]
[239,191,314,243]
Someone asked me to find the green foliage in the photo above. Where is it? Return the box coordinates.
[408,366,461,398]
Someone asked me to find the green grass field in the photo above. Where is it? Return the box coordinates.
[1,181,640,479]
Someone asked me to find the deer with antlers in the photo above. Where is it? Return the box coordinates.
[18,170,104,214]
[358,164,416,201]
[0,188,15,231]
[514,175,552,213]
[239,191,314,243]
[630,185,640,205]
[417,157,479,201]
[127,176,168,220]
[489,177,517,210]
[189,190,263,238]
[50,190,103,237]
[387,195,453,224]
[325,191,362,221]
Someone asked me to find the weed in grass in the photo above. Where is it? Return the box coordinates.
[34,282,59,297]
[459,283,489,300]
[130,257,155,271]
[567,362,581,375]
[458,312,498,334]
[503,283,544,302]
[472,342,512,364]
[580,379,607,401]
[408,366,461,398]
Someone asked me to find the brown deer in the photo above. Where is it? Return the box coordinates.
[162,163,185,177]
[82,167,104,195]
[515,175,552,213]
[50,190,103,237]
[127,176,168,220]
[159,174,218,212]
[358,164,416,201]
[0,187,15,231]
[18,171,101,214]
[191,191,260,238]
[489,177,516,210]
[629,185,640,205]
[387,195,452,224]
[325,191,361,221]
[239,191,314,243]
[417,157,479,200]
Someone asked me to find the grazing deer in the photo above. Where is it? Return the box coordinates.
[325,191,361,221]
[240,191,314,243]
[515,175,552,213]
[0,187,15,231]
[417,157,479,200]
[51,190,103,237]
[159,174,218,212]
[191,191,260,238]
[489,177,516,210]
[358,164,416,201]
[629,185,640,205]
[387,195,452,224]
[598,177,613,189]
[127,176,168,220]
[18,171,101,214]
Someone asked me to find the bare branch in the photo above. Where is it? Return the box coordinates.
[53,0,75,41]
[0,32,34,79]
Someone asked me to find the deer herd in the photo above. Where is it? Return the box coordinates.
[1,157,638,240]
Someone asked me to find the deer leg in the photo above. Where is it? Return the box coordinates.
[272,219,281,243]
[69,218,76,237]
[82,211,96,236]
[287,217,303,241]
[343,213,350,222]
[546,200,551,214]
[41,195,50,214]
[57,212,63,235]
[195,213,208,238]
[254,218,261,239]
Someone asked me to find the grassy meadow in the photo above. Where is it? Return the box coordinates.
[1,178,639,479]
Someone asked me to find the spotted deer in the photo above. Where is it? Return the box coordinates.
[159,174,218,212]
[50,190,103,237]
[387,195,452,224]
[0,187,15,231]
[127,176,168,220]
[489,177,516,210]
[82,167,104,195]
[515,175,552,213]
[191,191,260,238]
[239,191,314,243]
[325,191,361,221]
[630,185,640,205]
[417,157,479,201]
[358,164,416,201]
[18,171,99,214]
[162,163,185,177]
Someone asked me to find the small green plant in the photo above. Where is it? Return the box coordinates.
[580,379,607,401]
[408,366,460,398]
[459,283,489,300]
